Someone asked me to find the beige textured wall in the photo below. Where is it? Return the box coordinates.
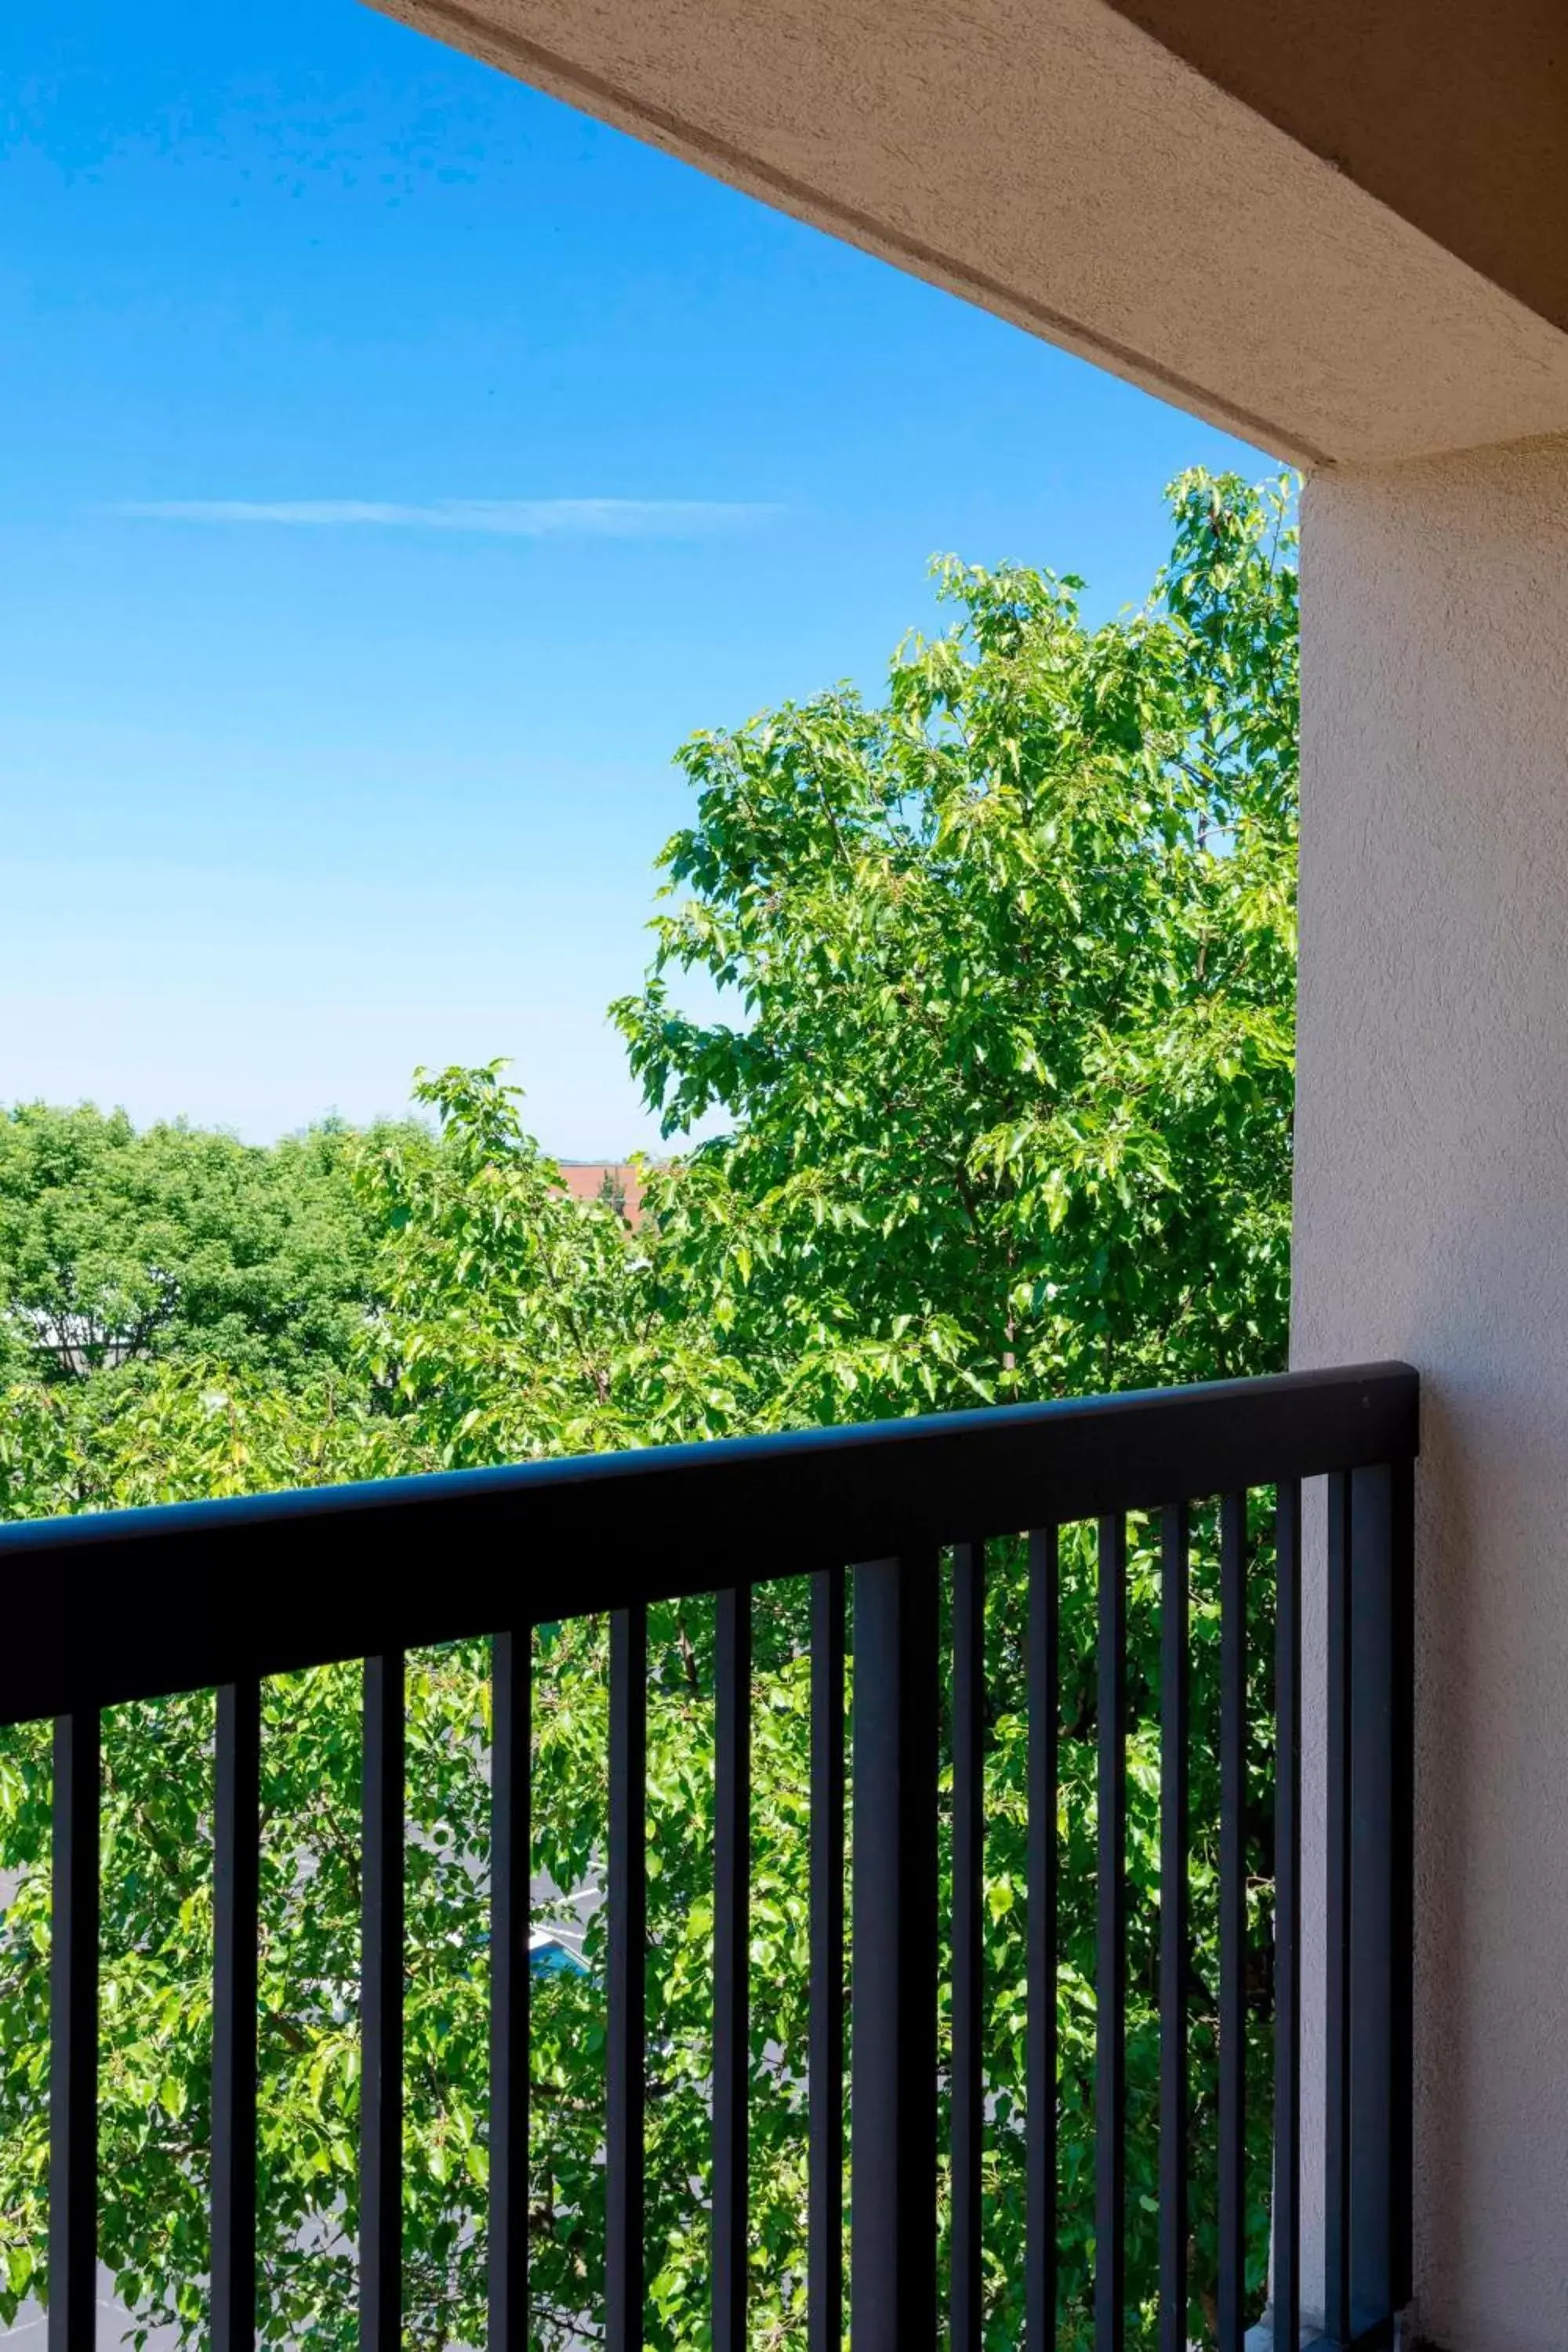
[1294,436,1568,2352]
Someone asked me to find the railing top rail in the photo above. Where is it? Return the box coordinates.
[0,1360,1417,1725]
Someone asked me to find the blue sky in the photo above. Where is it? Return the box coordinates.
[2,0,1261,1152]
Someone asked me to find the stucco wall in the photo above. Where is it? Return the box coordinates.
[1294,436,1568,2352]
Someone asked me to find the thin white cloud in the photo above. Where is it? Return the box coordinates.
[108,496,781,537]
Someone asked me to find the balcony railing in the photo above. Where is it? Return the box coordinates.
[0,1359,1417,2352]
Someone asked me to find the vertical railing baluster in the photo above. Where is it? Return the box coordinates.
[1158,1505,1190,2352]
[1327,1460,1415,2348]
[851,1552,938,2352]
[1272,1482,1301,2352]
[1025,1528,1058,2350]
[1219,1493,1248,2351]
[713,1588,752,2352]
[808,1567,846,2352]
[607,1603,648,2352]
[1387,1457,1415,2329]
[213,1679,260,2352]
[1095,1515,1127,2352]
[361,1653,405,2352]
[490,1632,529,2352]
[1323,1473,1352,2351]
[951,1541,985,2352]
[1348,1461,1413,2341]
[49,1709,99,2352]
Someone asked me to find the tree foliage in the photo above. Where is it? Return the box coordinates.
[617,468,1295,1419]
[0,470,1297,2350]
[0,1106,427,1387]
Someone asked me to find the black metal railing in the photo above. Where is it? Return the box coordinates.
[0,1359,1417,2352]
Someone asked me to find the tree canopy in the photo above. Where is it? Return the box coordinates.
[616,467,1295,1420]
[0,1104,428,1386]
[0,469,1298,2350]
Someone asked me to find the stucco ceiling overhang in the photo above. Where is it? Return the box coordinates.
[367,0,1568,466]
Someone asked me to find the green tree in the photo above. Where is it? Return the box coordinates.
[0,1105,429,1386]
[0,469,1298,2350]
[360,1063,753,1461]
[618,466,1296,1421]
